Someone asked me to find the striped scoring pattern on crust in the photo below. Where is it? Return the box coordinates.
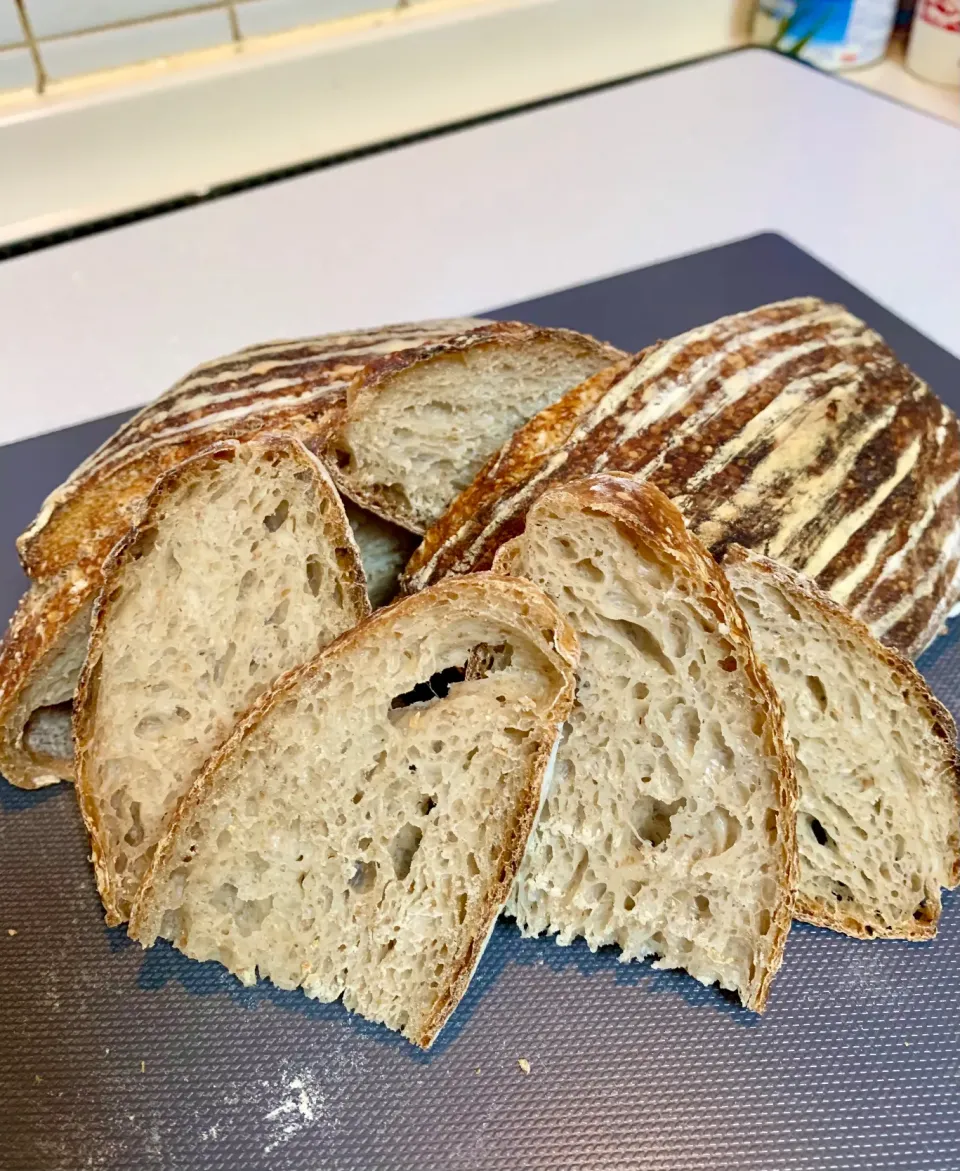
[18,318,488,584]
[404,298,960,659]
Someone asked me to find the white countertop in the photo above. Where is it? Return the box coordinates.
[1,48,959,448]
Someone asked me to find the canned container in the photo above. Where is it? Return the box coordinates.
[754,0,899,69]
[906,0,960,85]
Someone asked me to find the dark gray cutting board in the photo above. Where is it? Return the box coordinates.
[3,232,960,1171]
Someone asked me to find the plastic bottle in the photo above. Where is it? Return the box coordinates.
[754,0,900,69]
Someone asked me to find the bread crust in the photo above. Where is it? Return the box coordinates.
[1,320,484,789]
[74,433,370,928]
[129,573,579,1047]
[322,321,626,533]
[403,298,960,661]
[0,576,92,788]
[493,475,798,1013]
[724,543,960,940]
[18,321,488,584]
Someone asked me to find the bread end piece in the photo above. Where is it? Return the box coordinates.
[0,576,93,789]
[724,544,960,941]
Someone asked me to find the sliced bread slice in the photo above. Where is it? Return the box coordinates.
[75,435,370,926]
[493,475,797,1012]
[723,544,960,939]
[324,321,625,533]
[128,574,578,1048]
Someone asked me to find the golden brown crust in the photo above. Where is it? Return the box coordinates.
[323,322,626,533]
[74,433,370,927]
[18,321,488,585]
[0,576,92,788]
[129,573,579,1048]
[724,542,960,938]
[493,475,799,1013]
[404,299,960,661]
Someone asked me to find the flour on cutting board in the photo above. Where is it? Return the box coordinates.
[261,1066,325,1154]
[195,1034,370,1154]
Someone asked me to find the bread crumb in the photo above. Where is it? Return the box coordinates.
[474,1067,481,1075]
[7,929,16,936]
[34,1075,42,1084]
[517,1058,531,1075]
[140,1061,146,1073]
[904,1041,910,1047]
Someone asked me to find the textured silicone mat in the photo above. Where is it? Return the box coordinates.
[2,233,960,1171]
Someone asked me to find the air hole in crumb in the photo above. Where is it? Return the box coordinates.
[263,499,289,532]
[419,794,437,816]
[574,558,604,582]
[471,641,514,677]
[349,860,378,893]
[808,817,833,848]
[805,674,828,713]
[124,802,144,847]
[305,555,324,598]
[631,796,686,848]
[390,665,466,712]
[466,852,480,877]
[389,823,423,880]
[213,641,236,686]
[238,569,256,601]
[613,621,674,675]
[457,893,468,924]
[129,527,158,561]
[352,791,364,804]
[267,598,289,626]
[718,655,738,672]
